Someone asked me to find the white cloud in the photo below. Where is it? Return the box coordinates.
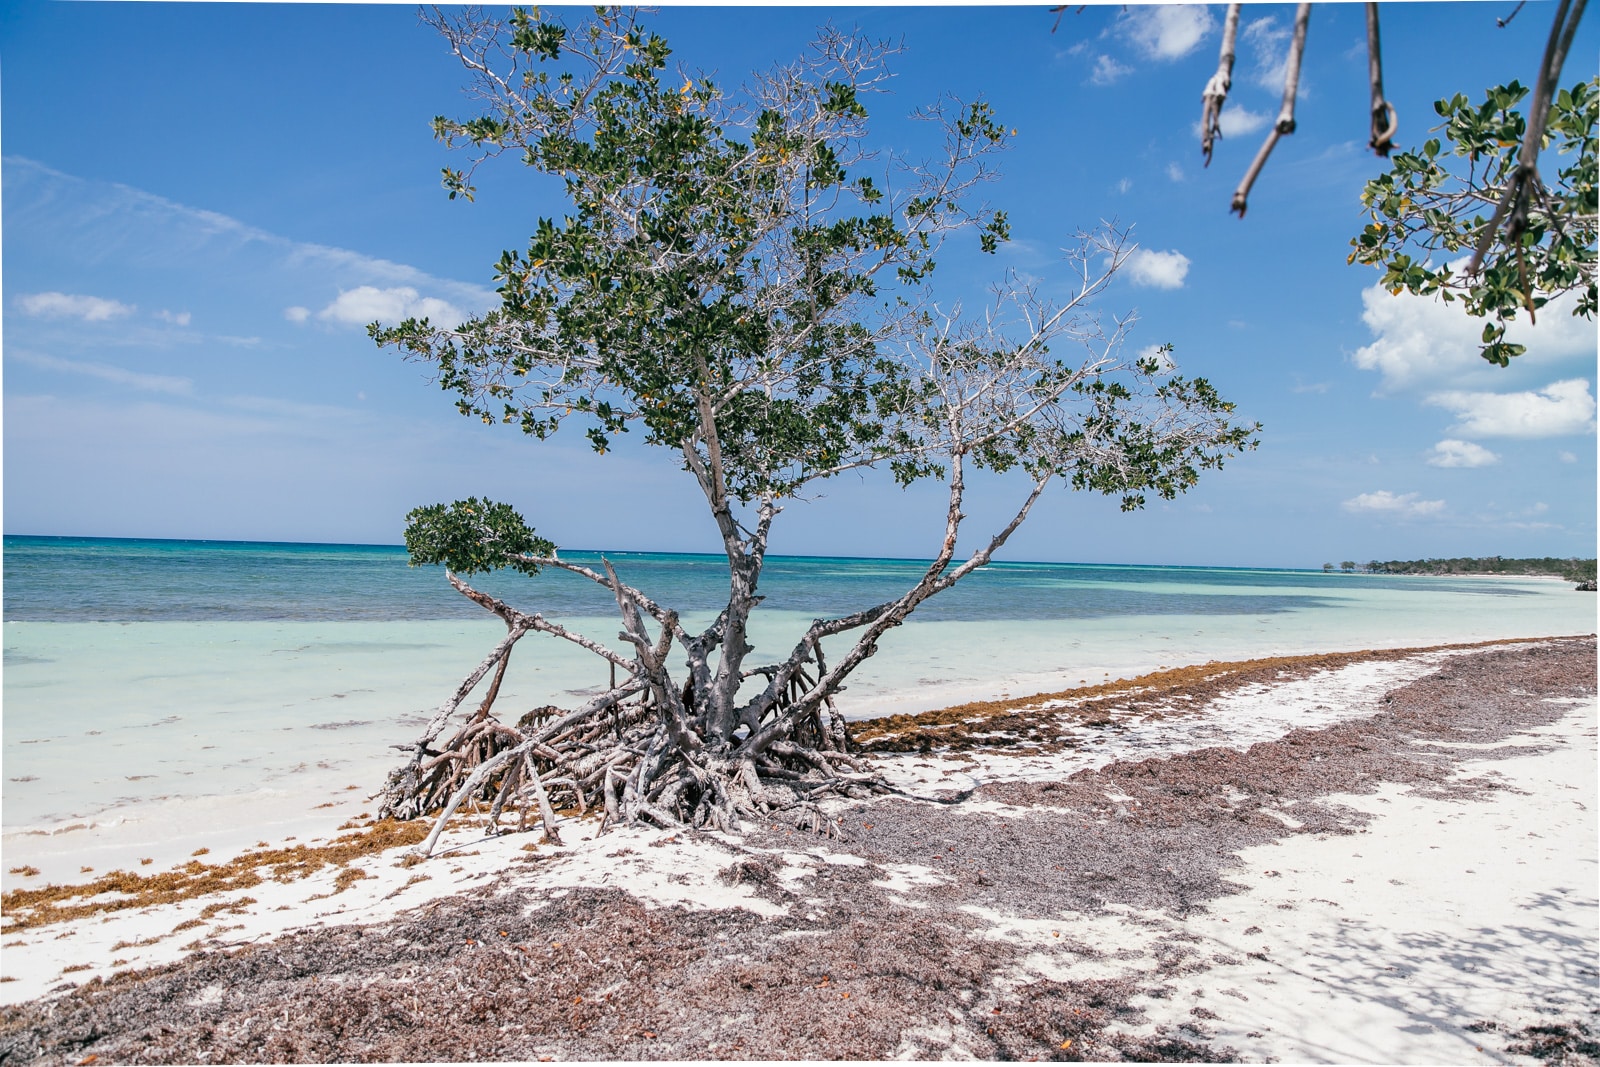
[155,309,192,327]
[1217,106,1271,138]
[284,306,311,324]
[16,291,136,322]
[1342,490,1446,518]
[315,286,465,329]
[1353,279,1593,390]
[1242,15,1303,94]
[1192,106,1272,144]
[1116,177,1133,195]
[1090,54,1132,86]
[1558,450,1577,462]
[1425,439,1498,468]
[1125,248,1191,290]
[1136,343,1176,371]
[7,158,497,323]
[1166,162,1185,182]
[10,349,193,395]
[1118,6,1215,60]
[1426,379,1597,438]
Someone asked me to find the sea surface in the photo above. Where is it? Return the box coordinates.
[4,535,1595,840]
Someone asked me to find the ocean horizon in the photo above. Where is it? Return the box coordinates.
[0,532,1478,626]
[4,533,1594,837]
[4,532,1331,572]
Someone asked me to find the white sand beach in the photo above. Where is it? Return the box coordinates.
[3,636,1594,1064]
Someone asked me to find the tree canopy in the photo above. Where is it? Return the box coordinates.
[1171,1,1595,366]
[1350,76,1597,365]
[372,7,1257,844]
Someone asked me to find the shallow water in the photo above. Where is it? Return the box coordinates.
[3,536,1594,833]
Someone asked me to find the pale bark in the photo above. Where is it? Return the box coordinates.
[1200,4,1242,166]
[377,11,1252,855]
[1466,0,1588,287]
[1366,4,1398,156]
[1231,3,1311,217]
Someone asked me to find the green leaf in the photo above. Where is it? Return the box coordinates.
[404,499,555,576]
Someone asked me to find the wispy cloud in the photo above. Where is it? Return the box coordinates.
[1125,248,1191,290]
[1242,15,1304,94]
[221,394,367,422]
[5,157,497,321]
[311,286,466,329]
[1342,490,1446,518]
[1426,379,1597,438]
[1089,54,1132,86]
[1117,6,1215,60]
[1218,106,1271,138]
[1191,106,1272,149]
[16,291,135,322]
[155,309,192,327]
[10,349,193,395]
[1426,439,1498,468]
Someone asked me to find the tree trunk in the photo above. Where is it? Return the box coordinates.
[377,464,1052,856]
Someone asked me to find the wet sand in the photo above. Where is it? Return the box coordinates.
[1,636,1595,1064]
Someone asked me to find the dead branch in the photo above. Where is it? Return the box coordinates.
[1466,0,1588,287]
[1498,1,1529,28]
[1366,3,1398,156]
[1201,4,1243,166]
[1232,2,1311,217]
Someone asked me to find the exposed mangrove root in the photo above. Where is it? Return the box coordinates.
[378,576,892,856]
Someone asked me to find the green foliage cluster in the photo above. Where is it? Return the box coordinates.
[1060,362,1249,511]
[404,498,554,576]
[377,10,1024,505]
[1363,556,1597,581]
[1350,78,1598,365]
[372,8,1254,529]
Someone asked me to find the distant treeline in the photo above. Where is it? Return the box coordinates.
[1325,557,1598,581]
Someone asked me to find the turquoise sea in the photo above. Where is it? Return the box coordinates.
[6,534,1381,624]
[4,535,1595,843]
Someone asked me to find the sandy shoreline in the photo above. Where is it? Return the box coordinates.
[2,636,1595,1063]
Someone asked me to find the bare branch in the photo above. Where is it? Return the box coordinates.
[1231,2,1310,216]
[1201,4,1242,166]
[1366,3,1398,156]
[1466,0,1588,278]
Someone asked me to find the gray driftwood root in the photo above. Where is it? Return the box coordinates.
[378,576,886,855]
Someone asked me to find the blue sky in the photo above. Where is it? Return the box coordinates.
[3,3,1596,567]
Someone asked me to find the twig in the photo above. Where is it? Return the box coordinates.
[1048,5,1087,33]
[468,643,513,724]
[1497,0,1528,28]
[1232,2,1311,216]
